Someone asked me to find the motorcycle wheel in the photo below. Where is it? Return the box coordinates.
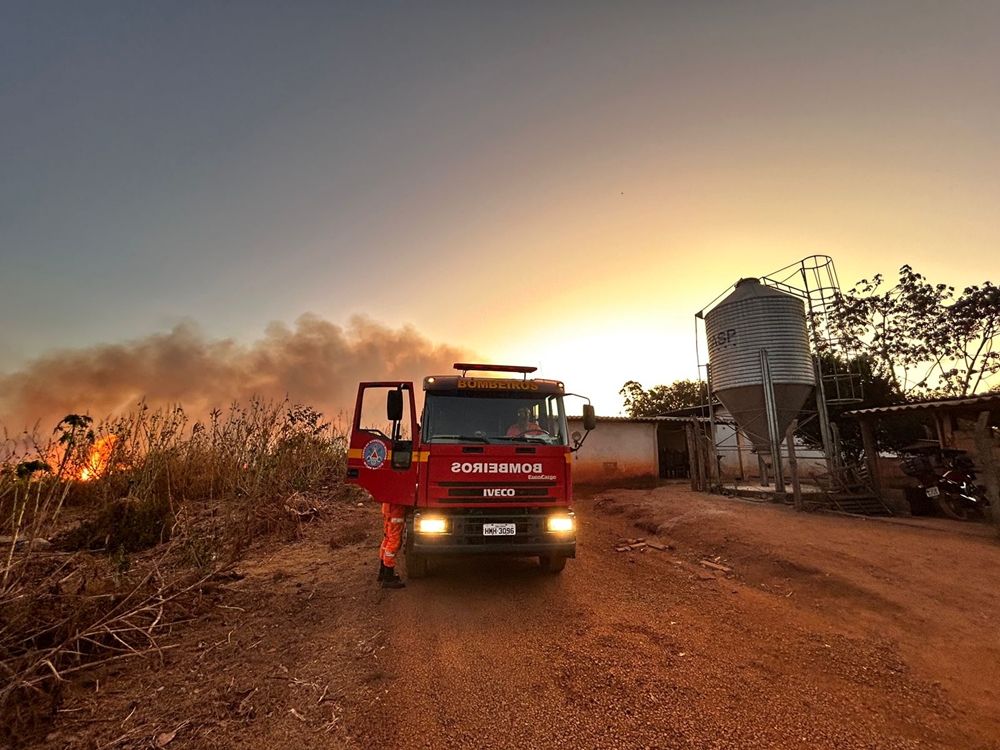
[936,493,972,521]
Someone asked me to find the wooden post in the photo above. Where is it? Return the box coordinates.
[786,419,803,511]
[942,414,955,448]
[934,414,947,449]
[652,424,662,483]
[972,410,1000,535]
[705,424,721,492]
[859,417,882,498]
[693,424,706,491]
[685,423,699,491]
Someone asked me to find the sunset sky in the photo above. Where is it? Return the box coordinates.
[2,2,999,415]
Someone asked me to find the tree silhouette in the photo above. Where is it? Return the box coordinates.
[620,379,708,417]
[827,266,999,398]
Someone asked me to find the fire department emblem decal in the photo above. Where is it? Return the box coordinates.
[362,439,387,469]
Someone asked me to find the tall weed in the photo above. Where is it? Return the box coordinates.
[0,399,348,738]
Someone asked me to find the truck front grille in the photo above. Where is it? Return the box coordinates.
[432,480,558,504]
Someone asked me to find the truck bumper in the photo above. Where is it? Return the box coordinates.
[410,541,577,557]
[407,509,577,558]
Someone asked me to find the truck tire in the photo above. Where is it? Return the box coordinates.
[406,551,429,579]
[538,554,566,573]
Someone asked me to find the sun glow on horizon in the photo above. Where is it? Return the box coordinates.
[491,315,702,417]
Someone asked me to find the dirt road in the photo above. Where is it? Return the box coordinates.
[352,487,1000,749]
[33,485,1000,750]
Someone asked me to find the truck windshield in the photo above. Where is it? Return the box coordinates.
[423,392,568,445]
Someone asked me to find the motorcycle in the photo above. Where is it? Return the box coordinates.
[900,449,990,521]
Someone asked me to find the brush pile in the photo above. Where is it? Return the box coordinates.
[0,399,349,740]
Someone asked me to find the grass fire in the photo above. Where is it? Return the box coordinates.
[0,400,353,740]
[77,435,117,482]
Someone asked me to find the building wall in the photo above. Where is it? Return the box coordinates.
[948,417,1000,462]
[567,419,659,485]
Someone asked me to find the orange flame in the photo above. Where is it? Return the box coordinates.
[79,435,117,481]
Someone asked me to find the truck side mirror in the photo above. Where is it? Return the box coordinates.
[583,404,597,431]
[387,390,404,422]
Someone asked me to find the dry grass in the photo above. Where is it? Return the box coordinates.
[0,399,350,741]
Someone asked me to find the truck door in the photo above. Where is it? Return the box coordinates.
[346,382,419,506]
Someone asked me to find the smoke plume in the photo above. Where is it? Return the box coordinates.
[0,315,469,432]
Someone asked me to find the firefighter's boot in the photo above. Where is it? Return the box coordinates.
[381,568,405,589]
[377,562,389,582]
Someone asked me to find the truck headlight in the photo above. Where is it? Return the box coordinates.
[547,514,575,533]
[416,516,448,534]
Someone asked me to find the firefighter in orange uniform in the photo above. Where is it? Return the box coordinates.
[378,503,406,588]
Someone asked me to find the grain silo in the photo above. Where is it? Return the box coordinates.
[704,278,815,462]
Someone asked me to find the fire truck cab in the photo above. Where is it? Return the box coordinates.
[346,363,596,576]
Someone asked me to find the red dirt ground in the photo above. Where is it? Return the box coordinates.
[23,484,1000,749]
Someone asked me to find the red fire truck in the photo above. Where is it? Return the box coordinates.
[346,363,596,576]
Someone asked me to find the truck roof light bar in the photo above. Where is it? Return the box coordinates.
[453,363,538,379]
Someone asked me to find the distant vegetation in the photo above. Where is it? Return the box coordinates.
[826,265,999,399]
[0,399,350,739]
[619,379,708,418]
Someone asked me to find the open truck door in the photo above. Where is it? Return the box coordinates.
[346,382,419,506]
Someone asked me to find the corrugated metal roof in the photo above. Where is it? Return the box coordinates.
[843,393,1000,418]
[567,415,718,424]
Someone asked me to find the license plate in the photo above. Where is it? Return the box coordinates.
[926,486,941,498]
[483,523,516,536]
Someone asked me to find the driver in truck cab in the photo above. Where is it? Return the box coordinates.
[506,407,544,437]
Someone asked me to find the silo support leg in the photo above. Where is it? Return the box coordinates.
[786,420,803,511]
[758,455,768,487]
[760,349,786,501]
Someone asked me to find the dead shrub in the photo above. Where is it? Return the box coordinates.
[0,398,348,742]
[56,494,174,552]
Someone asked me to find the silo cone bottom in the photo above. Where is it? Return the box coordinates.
[714,383,814,456]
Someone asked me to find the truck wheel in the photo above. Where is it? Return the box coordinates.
[539,554,566,573]
[406,551,428,579]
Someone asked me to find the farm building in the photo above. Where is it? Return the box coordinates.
[567,416,694,485]
[844,393,1000,520]
[569,409,829,487]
